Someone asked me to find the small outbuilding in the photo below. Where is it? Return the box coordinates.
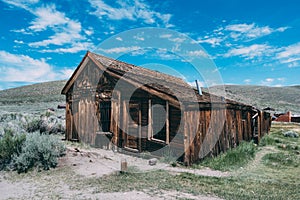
[61,51,271,165]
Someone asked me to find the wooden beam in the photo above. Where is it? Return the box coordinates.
[166,100,170,144]
[148,99,152,140]
[183,111,190,165]
[138,105,142,152]
[122,100,127,148]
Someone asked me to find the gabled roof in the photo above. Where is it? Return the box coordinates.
[62,51,250,108]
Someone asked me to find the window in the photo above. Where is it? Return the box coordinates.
[149,99,169,144]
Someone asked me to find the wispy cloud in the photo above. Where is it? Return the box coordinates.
[1,0,39,10]
[40,42,94,53]
[260,77,285,86]
[14,40,24,44]
[225,23,288,41]
[27,5,86,50]
[88,0,173,27]
[224,44,274,59]
[0,51,70,82]
[187,50,207,57]
[277,42,300,67]
[2,1,92,53]
[99,46,142,54]
[198,22,289,48]
[28,5,68,31]
[197,37,223,47]
[243,79,251,84]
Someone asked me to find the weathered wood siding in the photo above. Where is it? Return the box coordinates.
[65,58,101,145]
[183,106,271,165]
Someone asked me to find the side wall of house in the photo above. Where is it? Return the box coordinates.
[183,106,271,165]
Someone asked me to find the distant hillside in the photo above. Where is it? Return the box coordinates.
[206,85,300,114]
[0,81,299,114]
[0,80,66,104]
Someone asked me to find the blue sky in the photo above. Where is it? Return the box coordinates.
[0,0,300,90]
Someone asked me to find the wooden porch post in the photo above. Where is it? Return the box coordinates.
[166,100,170,144]
[138,107,142,152]
[148,99,152,140]
[122,100,128,148]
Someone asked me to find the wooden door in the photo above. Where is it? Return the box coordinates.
[125,101,141,151]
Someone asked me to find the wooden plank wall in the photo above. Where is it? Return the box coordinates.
[184,108,271,165]
[65,58,102,145]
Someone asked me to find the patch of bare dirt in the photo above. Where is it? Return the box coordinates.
[0,145,226,200]
[61,146,229,178]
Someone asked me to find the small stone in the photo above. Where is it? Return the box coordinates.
[149,158,157,166]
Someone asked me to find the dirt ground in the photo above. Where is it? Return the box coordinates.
[0,145,226,200]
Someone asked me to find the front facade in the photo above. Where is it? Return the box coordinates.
[62,51,271,165]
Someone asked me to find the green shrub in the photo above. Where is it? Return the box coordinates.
[0,129,26,170]
[26,118,41,133]
[259,135,276,146]
[199,141,257,171]
[13,132,66,173]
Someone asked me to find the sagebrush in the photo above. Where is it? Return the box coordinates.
[0,129,26,170]
[12,132,66,173]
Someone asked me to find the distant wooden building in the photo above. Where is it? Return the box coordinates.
[62,51,271,165]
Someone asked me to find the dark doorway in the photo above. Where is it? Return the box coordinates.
[100,101,111,132]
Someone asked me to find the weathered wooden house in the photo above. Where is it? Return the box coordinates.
[62,51,271,165]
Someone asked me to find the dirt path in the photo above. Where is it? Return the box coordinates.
[233,146,278,178]
[0,146,225,200]
[60,146,229,178]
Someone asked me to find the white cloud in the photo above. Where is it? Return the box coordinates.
[277,77,285,82]
[225,23,289,40]
[169,37,186,43]
[288,62,299,68]
[40,42,94,53]
[260,77,286,86]
[244,79,251,84]
[277,42,300,64]
[276,42,300,67]
[29,20,84,47]
[100,46,142,54]
[160,34,172,39]
[88,0,173,27]
[197,37,223,47]
[60,68,74,79]
[133,36,145,41]
[1,0,39,10]
[224,44,274,59]
[14,40,24,44]
[260,78,274,86]
[2,1,92,53]
[187,50,207,57]
[10,28,33,35]
[84,27,94,36]
[0,51,55,82]
[28,5,68,31]
[27,6,84,48]
[0,51,73,83]
[116,37,123,41]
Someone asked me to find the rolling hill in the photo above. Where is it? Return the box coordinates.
[0,81,299,114]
